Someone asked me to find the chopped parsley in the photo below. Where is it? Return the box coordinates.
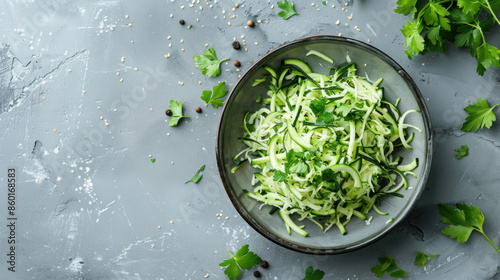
[371,254,408,278]
[455,145,469,159]
[414,251,439,268]
[303,266,325,280]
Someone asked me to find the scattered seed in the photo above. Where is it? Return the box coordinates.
[120,78,124,82]
[227,22,231,26]
[166,109,172,116]
[149,108,153,112]
[204,273,210,278]
[235,4,239,8]
[157,225,161,229]
[170,220,174,224]
[225,216,229,220]
[233,60,241,67]
[179,19,185,25]
[128,23,132,27]
[134,67,138,71]
[110,27,114,31]
[253,271,261,278]
[53,128,57,132]
[151,244,155,248]
[82,90,86,94]
[166,132,170,136]
[335,20,340,25]
[247,20,255,27]
[113,109,118,112]
[117,72,120,76]
[232,41,241,49]
[260,260,269,268]
[196,107,202,113]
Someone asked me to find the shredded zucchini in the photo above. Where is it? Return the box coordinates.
[235,56,421,237]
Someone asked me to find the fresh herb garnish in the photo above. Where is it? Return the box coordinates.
[185,165,205,184]
[277,0,299,20]
[168,100,190,127]
[394,0,500,75]
[303,266,325,280]
[455,145,469,159]
[150,158,156,163]
[438,203,500,253]
[461,98,499,132]
[273,170,287,182]
[201,81,228,108]
[219,244,261,280]
[371,254,408,278]
[321,1,327,6]
[414,251,439,268]
[193,47,229,77]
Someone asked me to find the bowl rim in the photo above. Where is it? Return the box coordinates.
[216,35,433,255]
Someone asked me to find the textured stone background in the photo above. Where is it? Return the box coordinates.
[0,0,499,279]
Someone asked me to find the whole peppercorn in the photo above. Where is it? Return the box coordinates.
[195,107,202,113]
[232,41,241,50]
[235,4,239,8]
[233,60,241,67]
[247,20,255,27]
[259,260,269,268]
[253,271,261,278]
[179,19,185,25]
[165,109,172,116]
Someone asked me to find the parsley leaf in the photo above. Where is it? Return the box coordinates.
[303,266,325,280]
[457,0,482,16]
[371,254,408,279]
[193,48,229,77]
[455,145,469,159]
[414,251,439,268]
[460,97,499,132]
[277,0,299,20]
[273,169,287,182]
[185,165,205,184]
[394,0,417,16]
[219,244,261,280]
[401,19,425,59]
[438,203,500,253]
[476,43,500,75]
[168,100,190,127]
[201,81,229,108]
[150,158,156,163]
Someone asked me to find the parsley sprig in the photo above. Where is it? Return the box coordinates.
[219,244,261,280]
[185,165,205,184]
[438,203,500,254]
[394,0,500,75]
[168,100,190,127]
[414,251,439,268]
[201,81,229,108]
[277,0,299,20]
[461,97,499,132]
[371,254,408,278]
[193,47,229,77]
[303,266,325,280]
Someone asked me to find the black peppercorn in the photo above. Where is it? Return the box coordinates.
[195,107,202,113]
[247,20,255,27]
[259,260,269,268]
[179,19,185,25]
[234,60,241,67]
[165,109,172,116]
[253,271,261,278]
[232,41,241,50]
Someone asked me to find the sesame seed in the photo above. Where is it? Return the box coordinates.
[170,220,174,224]
[342,7,345,11]
[157,225,161,229]
[225,217,229,220]
[120,78,124,82]
[134,67,138,71]
[166,133,170,136]
[228,22,231,26]
[82,90,86,94]
[100,116,103,120]
[53,129,57,132]
[171,161,174,164]
[125,15,129,19]
[167,35,171,40]
[151,244,155,248]
[149,154,152,158]
[110,27,114,31]
[128,23,132,27]
[204,273,210,278]
[367,38,371,43]
[168,43,172,47]
[113,109,117,112]
[335,20,340,25]
[170,14,173,18]
[117,72,120,76]
[271,4,274,8]
[348,16,352,20]
[345,2,348,6]
[68,69,71,72]
[149,108,153,112]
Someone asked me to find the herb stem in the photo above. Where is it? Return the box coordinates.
[483,1,500,26]
[226,249,235,258]
[479,230,500,254]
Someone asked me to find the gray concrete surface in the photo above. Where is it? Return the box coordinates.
[0,0,499,279]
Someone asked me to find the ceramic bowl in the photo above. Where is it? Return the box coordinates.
[216,36,432,254]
